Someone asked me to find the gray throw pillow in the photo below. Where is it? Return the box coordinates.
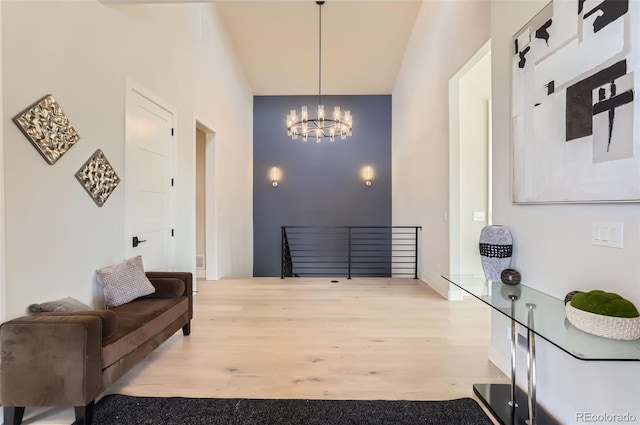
[28,297,92,314]
[96,255,155,307]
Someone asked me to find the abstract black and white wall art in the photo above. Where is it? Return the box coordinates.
[512,0,639,203]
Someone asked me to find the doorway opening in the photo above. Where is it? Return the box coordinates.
[195,120,218,281]
[448,41,492,298]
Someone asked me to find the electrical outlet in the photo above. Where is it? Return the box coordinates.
[517,333,528,351]
[506,328,529,352]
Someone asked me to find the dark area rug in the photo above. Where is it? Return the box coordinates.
[78,394,493,425]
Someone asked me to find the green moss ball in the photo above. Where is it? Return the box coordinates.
[570,290,639,318]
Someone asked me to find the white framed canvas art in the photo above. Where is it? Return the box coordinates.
[512,0,640,203]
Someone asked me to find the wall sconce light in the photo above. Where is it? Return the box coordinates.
[271,167,280,187]
[364,166,373,187]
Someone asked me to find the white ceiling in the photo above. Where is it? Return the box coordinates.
[215,1,422,95]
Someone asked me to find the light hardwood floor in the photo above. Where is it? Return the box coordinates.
[21,278,507,424]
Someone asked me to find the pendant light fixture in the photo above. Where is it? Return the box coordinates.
[286,1,353,143]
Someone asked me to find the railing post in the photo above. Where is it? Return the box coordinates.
[414,227,419,279]
[348,227,352,279]
[281,226,285,279]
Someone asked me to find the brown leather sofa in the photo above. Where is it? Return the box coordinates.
[0,271,193,425]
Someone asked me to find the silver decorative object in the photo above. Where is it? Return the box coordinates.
[75,149,120,207]
[13,94,80,165]
[479,225,513,281]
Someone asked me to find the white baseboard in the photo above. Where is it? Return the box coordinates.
[420,272,463,301]
[489,345,510,377]
[196,269,205,278]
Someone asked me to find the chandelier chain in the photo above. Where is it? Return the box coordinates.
[285,0,352,143]
[318,1,322,107]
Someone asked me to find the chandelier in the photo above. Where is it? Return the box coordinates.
[286,1,353,143]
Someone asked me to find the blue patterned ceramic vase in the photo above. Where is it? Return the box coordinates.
[479,225,513,281]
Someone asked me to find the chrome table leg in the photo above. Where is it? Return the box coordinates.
[526,303,537,425]
[510,296,519,421]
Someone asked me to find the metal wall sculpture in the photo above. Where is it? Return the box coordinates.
[75,149,121,207]
[13,94,80,165]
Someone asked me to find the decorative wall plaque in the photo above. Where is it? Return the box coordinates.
[13,94,80,165]
[75,149,121,207]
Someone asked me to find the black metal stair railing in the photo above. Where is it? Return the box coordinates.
[281,227,294,278]
[281,226,422,279]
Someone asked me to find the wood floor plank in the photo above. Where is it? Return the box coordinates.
[21,277,506,424]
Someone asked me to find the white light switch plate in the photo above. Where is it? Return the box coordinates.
[473,211,486,221]
[591,221,623,249]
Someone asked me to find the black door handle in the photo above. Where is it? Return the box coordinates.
[132,236,147,248]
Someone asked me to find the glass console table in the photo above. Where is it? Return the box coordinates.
[441,274,640,425]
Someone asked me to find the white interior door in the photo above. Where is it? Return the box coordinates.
[125,81,175,271]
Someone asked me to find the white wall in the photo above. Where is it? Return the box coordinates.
[392,0,491,297]
[491,1,640,422]
[396,0,640,421]
[459,51,491,275]
[2,1,253,319]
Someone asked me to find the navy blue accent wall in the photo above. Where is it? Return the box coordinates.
[253,95,392,277]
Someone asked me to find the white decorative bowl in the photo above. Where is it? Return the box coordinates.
[566,303,640,340]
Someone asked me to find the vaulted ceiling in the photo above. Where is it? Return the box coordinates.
[102,0,423,95]
[215,1,422,95]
